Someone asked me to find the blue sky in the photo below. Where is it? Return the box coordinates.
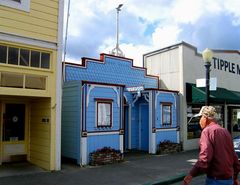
[63,0,240,66]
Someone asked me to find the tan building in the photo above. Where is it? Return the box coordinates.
[143,42,240,150]
[0,0,64,170]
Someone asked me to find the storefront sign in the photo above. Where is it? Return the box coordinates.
[212,57,240,75]
[125,86,144,92]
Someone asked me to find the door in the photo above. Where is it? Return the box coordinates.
[140,104,149,151]
[2,103,27,162]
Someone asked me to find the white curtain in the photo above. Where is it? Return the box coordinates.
[98,103,111,126]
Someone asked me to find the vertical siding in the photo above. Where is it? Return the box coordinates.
[61,82,81,161]
[0,0,59,42]
[30,99,51,170]
[144,48,180,90]
[156,130,178,144]
[88,134,120,158]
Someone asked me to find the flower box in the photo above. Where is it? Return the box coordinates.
[157,140,182,155]
[90,147,123,166]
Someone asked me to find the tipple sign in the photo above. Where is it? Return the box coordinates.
[125,86,144,92]
[212,57,240,75]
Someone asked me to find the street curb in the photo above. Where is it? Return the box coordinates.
[143,173,186,185]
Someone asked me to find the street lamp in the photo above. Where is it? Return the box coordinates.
[202,48,213,106]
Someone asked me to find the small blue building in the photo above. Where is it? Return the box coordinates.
[62,54,180,165]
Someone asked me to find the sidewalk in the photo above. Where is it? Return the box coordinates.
[0,150,199,185]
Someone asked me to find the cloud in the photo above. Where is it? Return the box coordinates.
[64,0,240,66]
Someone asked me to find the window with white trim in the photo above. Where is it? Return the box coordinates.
[96,99,112,127]
[0,0,30,12]
[162,103,172,126]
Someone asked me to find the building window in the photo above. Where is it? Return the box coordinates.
[8,47,19,65]
[0,0,30,12]
[41,53,50,69]
[0,45,7,64]
[0,44,51,69]
[187,105,224,139]
[0,72,46,90]
[96,99,112,127]
[30,51,40,68]
[162,103,172,126]
[20,49,30,66]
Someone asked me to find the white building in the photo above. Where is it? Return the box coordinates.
[143,42,240,150]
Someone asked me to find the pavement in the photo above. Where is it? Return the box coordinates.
[0,150,204,185]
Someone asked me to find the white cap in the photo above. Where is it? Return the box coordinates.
[187,106,216,124]
[193,106,216,118]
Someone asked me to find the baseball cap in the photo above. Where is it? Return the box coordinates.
[194,106,216,118]
[187,106,216,124]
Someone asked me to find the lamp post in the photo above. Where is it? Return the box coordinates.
[202,48,213,106]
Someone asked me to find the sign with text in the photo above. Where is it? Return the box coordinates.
[125,86,144,92]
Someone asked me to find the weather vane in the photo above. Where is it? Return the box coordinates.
[111,4,124,57]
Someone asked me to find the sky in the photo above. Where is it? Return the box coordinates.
[63,0,240,66]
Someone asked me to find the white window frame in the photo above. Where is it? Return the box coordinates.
[0,0,30,12]
[96,99,113,127]
[161,103,172,126]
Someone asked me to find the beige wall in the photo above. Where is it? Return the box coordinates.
[0,0,59,43]
[145,47,181,90]
[30,98,51,170]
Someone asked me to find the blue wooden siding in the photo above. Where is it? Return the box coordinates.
[65,56,158,89]
[86,86,120,132]
[61,82,81,162]
[155,92,177,128]
[87,134,120,161]
[156,130,178,144]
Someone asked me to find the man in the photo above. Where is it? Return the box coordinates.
[184,106,240,185]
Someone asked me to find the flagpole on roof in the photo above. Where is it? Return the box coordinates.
[111,4,124,57]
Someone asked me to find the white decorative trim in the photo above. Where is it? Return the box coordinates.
[112,87,120,107]
[123,94,128,104]
[151,132,156,153]
[87,131,119,136]
[120,135,123,153]
[0,33,57,50]
[132,93,140,107]
[86,84,119,107]
[143,93,149,103]
[0,0,30,12]
[80,137,87,165]
[156,128,178,132]
[155,91,160,109]
[148,91,154,153]
[177,130,180,143]
[55,0,64,171]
